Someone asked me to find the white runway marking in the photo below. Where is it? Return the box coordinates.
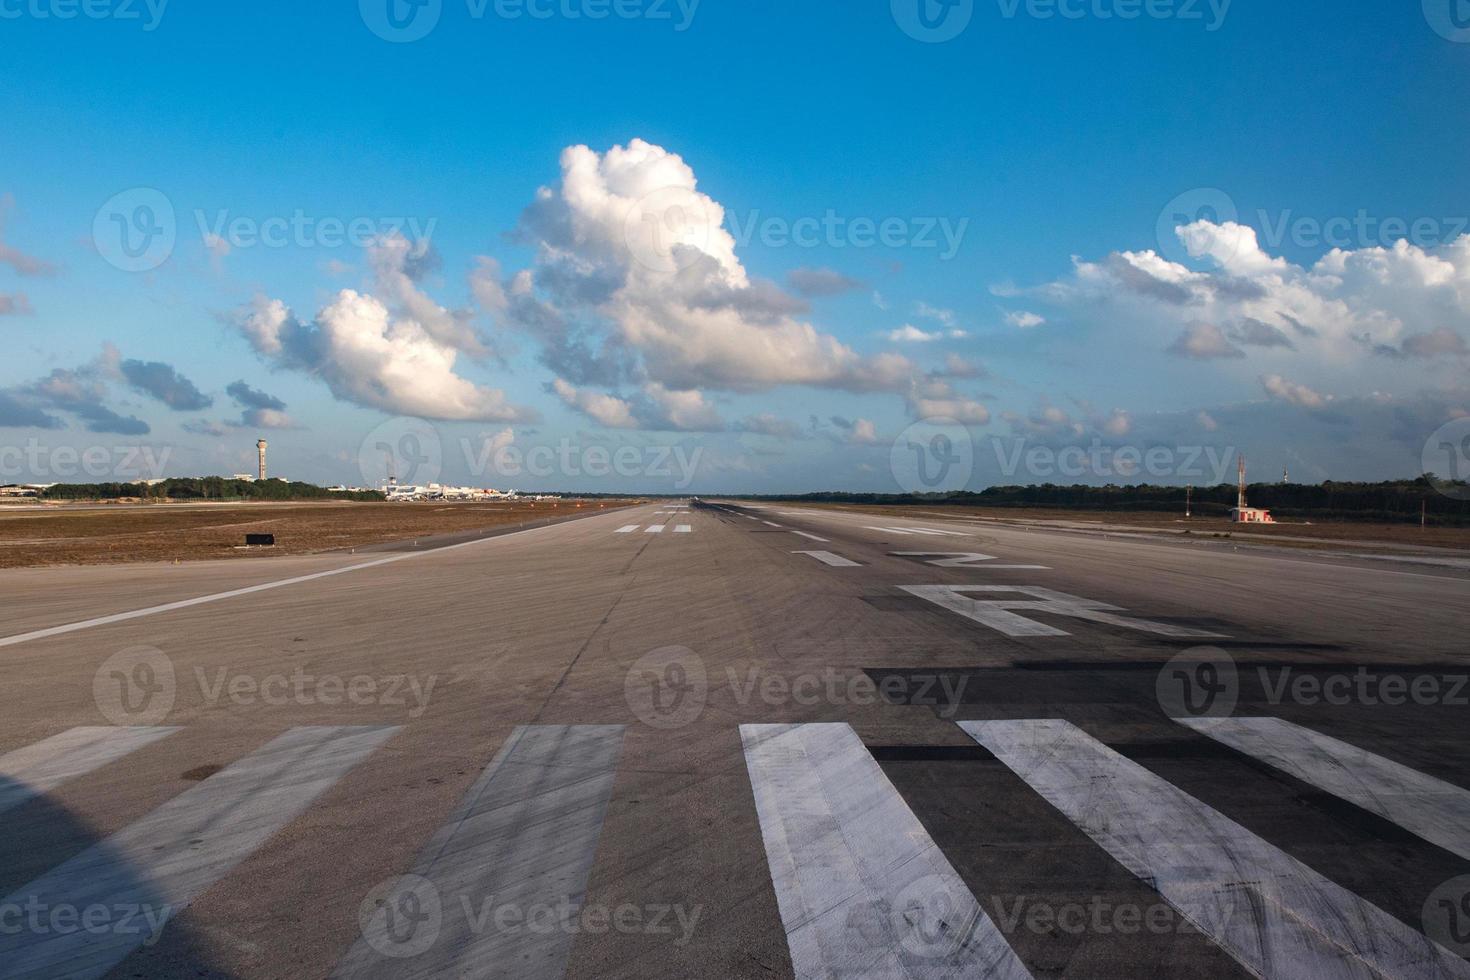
[791,530,829,542]
[645,525,666,533]
[0,517,592,650]
[1180,716,1470,861]
[961,719,1469,980]
[902,585,1225,638]
[762,521,783,527]
[910,527,968,537]
[792,550,861,567]
[0,726,180,816]
[0,725,397,980]
[675,525,692,533]
[336,725,624,979]
[866,525,915,535]
[741,724,1032,980]
[615,525,640,533]
[893,551,1049,569]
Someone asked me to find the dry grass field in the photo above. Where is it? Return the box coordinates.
[0,499,640,568]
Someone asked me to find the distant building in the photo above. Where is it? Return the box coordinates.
[1230,506,1275,524]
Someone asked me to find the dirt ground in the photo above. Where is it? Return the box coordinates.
[791,503,1470,552]
[0,499,640,568]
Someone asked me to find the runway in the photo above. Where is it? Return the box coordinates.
[0,500,1466,979]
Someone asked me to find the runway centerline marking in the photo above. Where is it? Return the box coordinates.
[741,724,1032,979]
[901,585,1225,638]
[792,550,861,567]
[1179,716,1470,860]
[0,726,181,816]
[0,514,611,650]
[961,719,1470,980]
[791,530,829,542]
[892,551,1050,569]
[762,521,783,527]
[0,725,397,979]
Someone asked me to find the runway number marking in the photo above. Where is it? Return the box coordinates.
[961,719,1469,980]
[892,552,1049,569]
[793,551,861,568]
[901,585,1225,638]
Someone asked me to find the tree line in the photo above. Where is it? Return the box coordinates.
[39,478,383,502]
[746,478,1470,525]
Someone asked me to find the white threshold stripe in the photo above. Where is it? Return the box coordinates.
[865,526,914,535]
[1180,716,1470,861]
[792,550,861,568]
[0,514,594,650]
[0,725,398,980]
[960,719,1470,980]
[790,530,829,542]
[615,525,640,533]
[741,724,1032,980]
[0,726,180,816]
[674,525,692,533]
[336,725,624,979]
[645,525,666,534]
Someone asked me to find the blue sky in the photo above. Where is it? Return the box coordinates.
[2,0,1468,492]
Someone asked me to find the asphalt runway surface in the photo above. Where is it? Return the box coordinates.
[1,500,1467,979]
